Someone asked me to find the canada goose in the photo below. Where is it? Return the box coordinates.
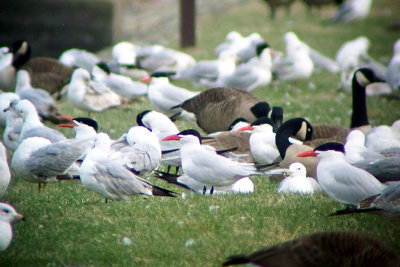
[308,67,384,144]
[11,40,74,95]
[222,231,400,266]
[172,87,271,134]
[272,117,315,177]
[297,142,387,206]
[0,203,24,252]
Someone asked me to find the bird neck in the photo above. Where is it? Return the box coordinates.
[351,76,369,128]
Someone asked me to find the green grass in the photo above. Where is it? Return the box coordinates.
[2,0,400,266]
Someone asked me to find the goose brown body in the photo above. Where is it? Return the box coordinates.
[203,131,254,163]
[176,87,270,134]
[223,231,400,267]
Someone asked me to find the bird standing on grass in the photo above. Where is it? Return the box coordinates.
[162,129,259,191]
[297,142,387,206]
[79,133,175,202]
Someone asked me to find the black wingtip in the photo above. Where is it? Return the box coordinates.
[222,255,250,266]
[152,184,177,197]
[329,207,381,216]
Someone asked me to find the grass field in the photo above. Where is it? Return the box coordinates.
[1,0,400,266]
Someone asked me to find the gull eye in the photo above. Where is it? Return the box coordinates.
[2,209,10,214]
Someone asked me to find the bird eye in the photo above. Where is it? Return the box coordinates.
[2,209,10,213]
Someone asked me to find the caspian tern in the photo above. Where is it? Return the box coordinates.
[0,203,24,252]
[297,142,387,206]
[162,129,259,188]
[79,133,175,201]
[331,182,400,216]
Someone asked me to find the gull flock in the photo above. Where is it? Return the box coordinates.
[0,9,399,262]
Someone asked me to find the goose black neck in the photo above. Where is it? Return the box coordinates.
[351,74,369,128]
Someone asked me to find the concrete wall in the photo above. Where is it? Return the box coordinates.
[0,0,124,57]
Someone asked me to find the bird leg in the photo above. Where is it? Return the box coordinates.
[203,186,207,195]
[210,186,214,195]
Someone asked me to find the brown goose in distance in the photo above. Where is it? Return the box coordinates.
[261,0,296,19]
[172,87,271,134]
[308,68,384,144]
[11,40,74,96]
[302,0,344,15]
[222,231,400,266]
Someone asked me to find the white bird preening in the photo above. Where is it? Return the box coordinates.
[109,126,162,176]
[162,129,259,191]
[0,142,11,197]
[273,32,314,82]
[0,203,24,252]
[79,133,176,202]
[66,68,123,113]
[136,110,182,171]
[297,142,387,206]
[277,162,321,195]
